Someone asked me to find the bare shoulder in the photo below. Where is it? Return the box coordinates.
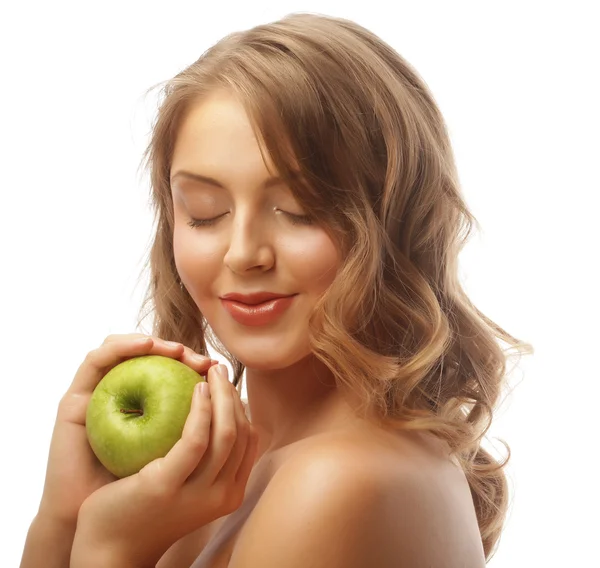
[228,426,486,567]
[156,524,212,568]
[283,421,464,483]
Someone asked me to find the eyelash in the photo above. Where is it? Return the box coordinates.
[186,211,314,228]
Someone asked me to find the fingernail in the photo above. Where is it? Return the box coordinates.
[193,353,210,361]
[214,364,227,377]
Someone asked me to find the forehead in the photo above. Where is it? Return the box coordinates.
[180,92,254,140]
[171,92,280,179]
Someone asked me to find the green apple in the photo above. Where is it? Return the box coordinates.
[86,354,206,478]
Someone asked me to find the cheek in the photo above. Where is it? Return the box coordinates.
[278,231,340,289]
[173,226,222,293]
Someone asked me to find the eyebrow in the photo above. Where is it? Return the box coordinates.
[170,170,288,190]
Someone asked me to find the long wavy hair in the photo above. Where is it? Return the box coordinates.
[134,12,533,562]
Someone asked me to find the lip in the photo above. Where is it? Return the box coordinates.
[221,295,297,327]
[221,291,294,305]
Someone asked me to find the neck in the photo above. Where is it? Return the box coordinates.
[244,354,356,457]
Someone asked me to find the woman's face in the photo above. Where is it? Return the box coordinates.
[169,91,340,369]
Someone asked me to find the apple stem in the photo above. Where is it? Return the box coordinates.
[120,409,143,415]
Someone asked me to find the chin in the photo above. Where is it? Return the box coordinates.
[203,312,312,370]
[235,352,301,372]
[229,342,312,372]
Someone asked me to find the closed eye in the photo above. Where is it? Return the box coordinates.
[186,211,314,228]
[284,212,314,226]
[187,214,226,228]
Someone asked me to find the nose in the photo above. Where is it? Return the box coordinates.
[223,211,275,274]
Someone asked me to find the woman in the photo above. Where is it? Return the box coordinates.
[20,12,533,568]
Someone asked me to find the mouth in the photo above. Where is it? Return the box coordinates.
[220,292,297,305]
[220,295,297,326]
[230,297,291,306]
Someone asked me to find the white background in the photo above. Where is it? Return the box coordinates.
[1,1,598,566]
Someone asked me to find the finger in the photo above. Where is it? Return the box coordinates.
[103,333,189,359]
[174,345,219,375]
[102,334,215,373]
[67,336,186,397]
[215,382,251,482]
[203,365,237,482]
[67,337,154,396]
[154,380,212,488]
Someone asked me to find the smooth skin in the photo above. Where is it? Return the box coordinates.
[20,334,258,568]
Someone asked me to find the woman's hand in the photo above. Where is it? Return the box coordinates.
[70,361,259,568]
[36,334,217,527]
